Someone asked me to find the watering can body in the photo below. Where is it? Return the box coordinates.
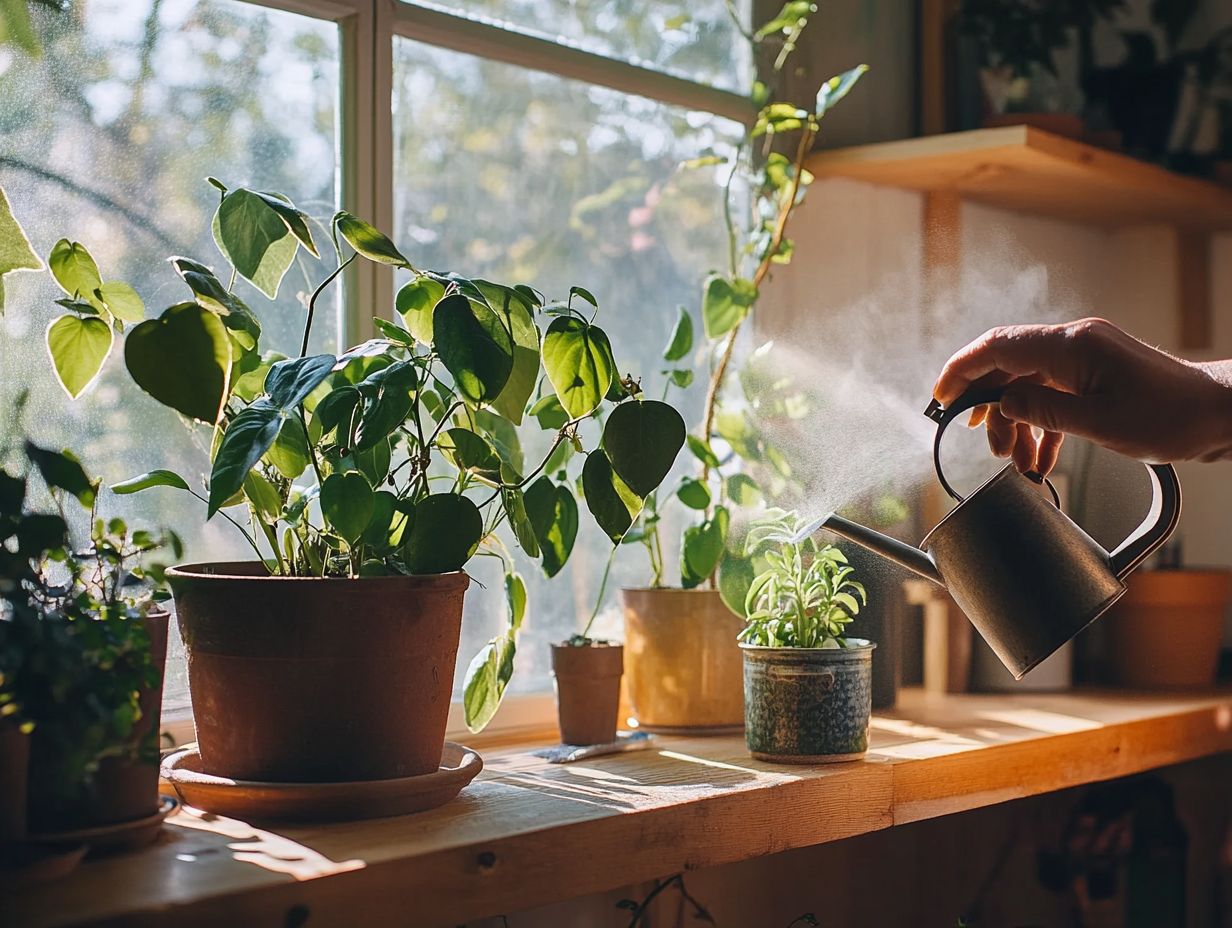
[821,389,1182,680]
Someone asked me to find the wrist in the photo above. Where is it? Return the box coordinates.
[1193,360,1232,461]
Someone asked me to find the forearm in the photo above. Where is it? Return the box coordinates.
[1191,360,1232,462]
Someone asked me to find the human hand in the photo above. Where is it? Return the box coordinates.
[932,318,1232,474]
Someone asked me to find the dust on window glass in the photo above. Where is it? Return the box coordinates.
[392,37,743,695]
[0,0,339,710]
[402,0,753,93]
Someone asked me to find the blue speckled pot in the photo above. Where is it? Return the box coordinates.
[742,639,875,764]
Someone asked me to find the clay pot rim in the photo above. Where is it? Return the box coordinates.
[551,639,622,649]
[167,561,470,590]
[740,638,875,655]
[620,586,724,595]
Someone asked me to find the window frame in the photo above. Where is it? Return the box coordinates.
[156,0,754,741]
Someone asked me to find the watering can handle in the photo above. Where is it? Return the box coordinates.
[925,388,1182,579]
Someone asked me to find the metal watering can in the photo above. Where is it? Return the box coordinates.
[819,387,1182,680]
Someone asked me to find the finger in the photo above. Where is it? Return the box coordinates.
[985,408,1016,458]
[1011,422,1038,473]
[1036,430,1065,476]
[968,405,988,428]
[933,323,1083,405]
[1000,383,1102,439]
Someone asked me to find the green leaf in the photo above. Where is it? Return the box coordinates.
[243,470,282,524]
[125,303,232,424]
[702,275,757,339]
[471,409,524,479]
[816,64,868,118]
[373,317,415,347]
[46,315,113,398]
[686,435,721,468]
[266,354,337,409]
[351,437,391,487]
[569,285,598,308]
[402,493,483,573]
[254,191,318,257]
[335,211,408,266]
[667,369,693,388]
[462,630,517,733]
[0,0,40,56]
[506,570,527,632]
[24,443,96,506]
[726,473,762,506]
[94,281,144,322]
[715,409,761,460]
[207,400,283,516]
[718,549,754,616]
[361,489,399,548]
[212,189,298,299]
[266,416,310,479]
[353,360,417,452]
[529,394,569,431]
[524,476,578,578]
[111,469,190,495]
[665,12,690,29]
[502,486,540,558]
[170,257,261,348]
[602,400,686,497]
[396,276,445,345]
[48,239,102,304]
[320,471,375,543]
[489,296,540,426]
[0,188,43,292]
[582,451,641,544]
[433,293,514,406]
[754,0,815,39]
[313,385,360,437]
[682,506,730,588]
[438,428,503,484]
[662,306,694,361]
[676,477,711,510]
[542,316,615,419]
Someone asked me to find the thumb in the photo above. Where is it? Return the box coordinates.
[1000,384,1099,436]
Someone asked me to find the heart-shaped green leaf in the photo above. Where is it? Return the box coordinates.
[717,549,754,616]
[542,316,615,419]
[266,416,309,479]
[602,399,686,497]
[433,293,513,406]
[488,296,540,425]
[255,191,318,257]
[438,428,502,484]
[48,239,101,303]
[582,450,641,544]
[111,469,190,495]
[502,486,539,558]
[24,442,96,506]
[524,476,578,577]
[662,305,693,362]
[0,188,42,289]
[266,354,336,409]
[725,473,762,506]
[212,189,298,298]
[529,394,569,431]
[676,477,711,510]
[462,629,517,733]
[335,211,408,266]
[320,471,375,543]
[95,281,145,322]
[396,276,446,345]
[125,302,232,424]
[170,257,262,348]
[701,275,757,339]
[686,434,721,468]
[207,399,283,516]
[46,314,113,398]
[681,506,730,588]
[402,492,483,574]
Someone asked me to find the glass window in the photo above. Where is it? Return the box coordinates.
[392,37,744,694]
[1,0,340,709]
[402,0,753,92]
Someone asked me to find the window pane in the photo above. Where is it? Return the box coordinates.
[402,0,752,92]
[393,38,743,695]
[1,1,339,709]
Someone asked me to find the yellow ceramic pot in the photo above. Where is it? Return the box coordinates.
[621,588,745,732]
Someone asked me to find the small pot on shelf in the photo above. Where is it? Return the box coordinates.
[621,588,743,733]
[742,639,876,764]
[550,640,623,746]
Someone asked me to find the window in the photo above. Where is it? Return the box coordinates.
[2,1,749,724]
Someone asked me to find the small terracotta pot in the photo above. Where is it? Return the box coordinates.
[1106,569,1232,689]
[551,642,623,745]
[0,722,29,847]
[168,563,468,782]
[621,588,743,732]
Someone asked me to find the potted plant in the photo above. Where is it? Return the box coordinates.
[13,178,685,789]
[737,510,875,764]
[621,3,868,733]
[0,426,176,849]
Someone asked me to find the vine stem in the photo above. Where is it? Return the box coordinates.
[580,540,620,640]
[300,253,356,357]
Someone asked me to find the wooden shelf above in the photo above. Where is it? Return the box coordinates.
[807,125,1232,232]
[9,689,1232,928]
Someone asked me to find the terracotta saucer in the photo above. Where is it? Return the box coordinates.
[27,796,178,856]
[161,742,483,822]
[0,842,87,889]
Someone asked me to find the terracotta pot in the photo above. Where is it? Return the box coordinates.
[0,722,29,847]
[168,563,468,782]
[621,588,743,732]
[1106,569,1232,689]
[551,642,623,745]
[27,609,169,833]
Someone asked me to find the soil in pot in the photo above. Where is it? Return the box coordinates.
[742,639,875,764]
[621,588,743,732]
[168,563,469,782]
[1106,569,1232,688]
[27,609,169,834]
[551,640,623,745]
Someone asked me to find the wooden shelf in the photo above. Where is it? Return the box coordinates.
[9,689,1232,928]
[807,125,1232,231]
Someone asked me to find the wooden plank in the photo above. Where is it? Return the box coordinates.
[808,126,1232,231]
[1177,228,1213,350]
[8,690,1232,928]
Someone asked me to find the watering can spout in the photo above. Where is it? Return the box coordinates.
[820,512,943,585]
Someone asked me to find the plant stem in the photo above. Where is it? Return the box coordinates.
[186,489,267,563]
[300,253,356,357]
[581,540,620,640]
[298,407,325,487]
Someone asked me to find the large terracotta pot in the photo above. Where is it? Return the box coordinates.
[168,563,468,782]
[1106,569,1232,689]
[27,609,169,833]
[551,641,622,746]
[621,588,744,732]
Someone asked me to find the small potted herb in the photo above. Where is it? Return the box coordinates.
[738,511,875,764]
